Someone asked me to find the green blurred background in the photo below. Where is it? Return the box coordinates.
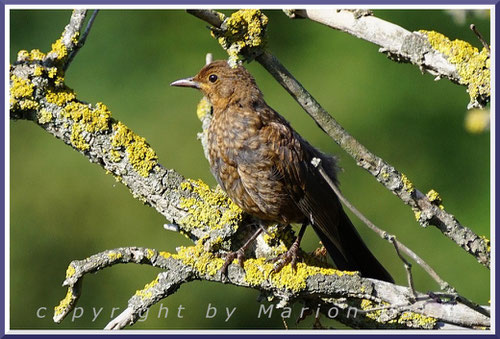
[9,9,490,330]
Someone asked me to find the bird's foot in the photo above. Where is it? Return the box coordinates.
[220,248,246,277]
[268,240,302,273]
[219,227,264,278]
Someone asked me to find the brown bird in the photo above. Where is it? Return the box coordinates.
[171,60,393,283]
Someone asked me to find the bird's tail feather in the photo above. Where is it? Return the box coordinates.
[312,208,394,283]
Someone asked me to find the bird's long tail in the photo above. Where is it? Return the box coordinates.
[312,207,394,283]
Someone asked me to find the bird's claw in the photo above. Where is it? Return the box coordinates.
[267,242,301,273]
[220,249,246,277]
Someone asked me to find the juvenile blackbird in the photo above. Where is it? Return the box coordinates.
[171,60,393,283]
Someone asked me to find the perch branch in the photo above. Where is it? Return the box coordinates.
[55,247,489,330]
[187,9,490,270]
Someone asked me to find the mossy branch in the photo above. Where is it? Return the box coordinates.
[188,9,490,270]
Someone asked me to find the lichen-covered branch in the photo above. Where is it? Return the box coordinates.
[285,9,490,109]
[188,9,490,270]
[54,247,489,330]
[9,10,253,249]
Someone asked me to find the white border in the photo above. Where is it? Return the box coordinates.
[4,4,495,335]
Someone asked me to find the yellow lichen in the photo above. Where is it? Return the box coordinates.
[111,122,158,177]
[158,251,172,259]
[10,74,34,100]
[70,123,89,151]
[49,38,68,60]
[173,241,224,276]
[54,289,74,316]
[17,50,30,61]
[63,102,111,133]
[45,88,76,106]
[38,109,53,124]
[146,249,155,259]
[109,149,122,162]
[426,189,441,203]
[212,9,268,66]
[414,210,422,221]
[480,235,490,253]
[107,251,123,260]
[60,101,112,151]
[47,67,58,79]
[242,258,355,292]
[179,179,243,232]
[54,76,65,87]
[361,299,392,322]
[30,49,46,61]
[65,265,76,279]
[262,225,292,256]
[33,65,44,77]
[10,74,38,111]
[420,30,490,105]
[197,96,212,120]
[397,311,437,328]
[426,189,444,209]
[360,299,436,328]
[71,32,80,45]
[19,99,39,110]
[465,108,490,133]
[401,173,414,193]
[135,276,159,300]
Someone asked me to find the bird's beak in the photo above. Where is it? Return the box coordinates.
[170,77,200,89]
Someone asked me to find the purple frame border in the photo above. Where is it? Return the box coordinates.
[1,0,497,338]
[0,0,498,5]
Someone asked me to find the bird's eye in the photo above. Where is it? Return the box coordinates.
[209,74,218,83]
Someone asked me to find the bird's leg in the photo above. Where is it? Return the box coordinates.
[221,227,264,276]
[270,222,308,273]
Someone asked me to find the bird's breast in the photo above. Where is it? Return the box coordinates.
[206,107,305,224]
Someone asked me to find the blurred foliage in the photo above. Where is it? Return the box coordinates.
[9,9,490,330]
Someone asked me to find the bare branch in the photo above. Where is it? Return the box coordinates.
[470,23,490,52]
[64,9,100,71]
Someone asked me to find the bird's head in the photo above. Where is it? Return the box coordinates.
[171,60,261,106]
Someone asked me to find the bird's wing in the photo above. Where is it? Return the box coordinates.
[233,107,393,281]
[239,108,349,260]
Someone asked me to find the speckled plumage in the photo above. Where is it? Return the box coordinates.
[173,60,393,282]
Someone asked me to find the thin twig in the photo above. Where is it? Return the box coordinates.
[388,235,417,301]
[205,52,213,65]
[470,24,490,52]
[187,9,224,27]
[64,9,100,71]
